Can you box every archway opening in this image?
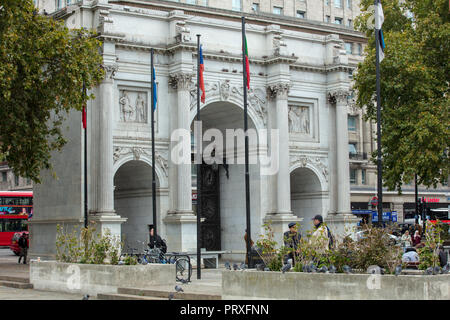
[113,160,160,251]
[191,101,260,259]
[290,167,323,232]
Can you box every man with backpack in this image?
[309,215,334,254]
[18,233,29,264]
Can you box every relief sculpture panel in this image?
[119,90,148,123]
[288,105,310,134]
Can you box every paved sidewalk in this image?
[0,286,95,300]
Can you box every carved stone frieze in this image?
[189,80,268,126]
[113,146,169,177]
[290,155,329,182]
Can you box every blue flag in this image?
[152,67,157,110]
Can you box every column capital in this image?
[327,90,350,105]
[101,63,118,81]
[169,73,194,91]
[267,82,290,100]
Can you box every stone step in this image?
[0,280,33,289]
[97,293,168,300]
[0,275,30,284]
[118,287,222,300]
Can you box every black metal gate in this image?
[200,164,221,251]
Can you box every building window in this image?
[357,43,362,55]
[1,172,6,182]
[296,11,306,19]
[15,175,19,186]
[56,0,63,10]
[348,70,353,79]
[273,6,283,15]
[334,0,342,8]
[325,15,331,23]
[232,0,241,11]
[349,143,357,155]
[186,0,196,4]
[347,0,352,8]
[345,42,353,54]
[347,19,353,27]
[348,116,357,131]
[334,17,343,25]
[350,168,357,184]
[27,178,32,185]
[361,169,366,185]
[251,3,259,13]
[325,0,329,6]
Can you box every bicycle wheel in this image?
[175,257,192,282]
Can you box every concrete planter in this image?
[30,260,176,296]
[222,270,450,300]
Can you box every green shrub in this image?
[55,224,122,265]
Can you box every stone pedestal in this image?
[263,214,303,247]
[163,214,198,252]
[325,213,359,241]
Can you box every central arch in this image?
[191,101,261,260]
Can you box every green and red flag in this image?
[243,35,250,90]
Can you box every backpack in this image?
[326,226,335,250]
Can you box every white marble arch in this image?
[290,164,330,232]
[113,153,168,189]
[190,94,265,132]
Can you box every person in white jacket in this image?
[309,215,330,255]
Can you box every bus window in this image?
[3,219,26,232]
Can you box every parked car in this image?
[9,231,28,256]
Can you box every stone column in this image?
[269,83,291,215]
[170,73,193,215]
[328,90,351,214]
[97,64,118,215]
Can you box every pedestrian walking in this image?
[18,233,29,265]
[283,222,301,263]
[309,215,330,255]
[244,229,254,265]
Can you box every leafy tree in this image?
[0,0,104,182]
[354,0,449,192]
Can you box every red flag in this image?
[244,36,250,90]
[82,106,86,129]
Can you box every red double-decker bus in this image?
[0,191,32,247]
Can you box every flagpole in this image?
[242,16,252,267]
[375,0,383,226]
[83,82,88,229]
[196,34,202,280]
[151,48,157,237]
